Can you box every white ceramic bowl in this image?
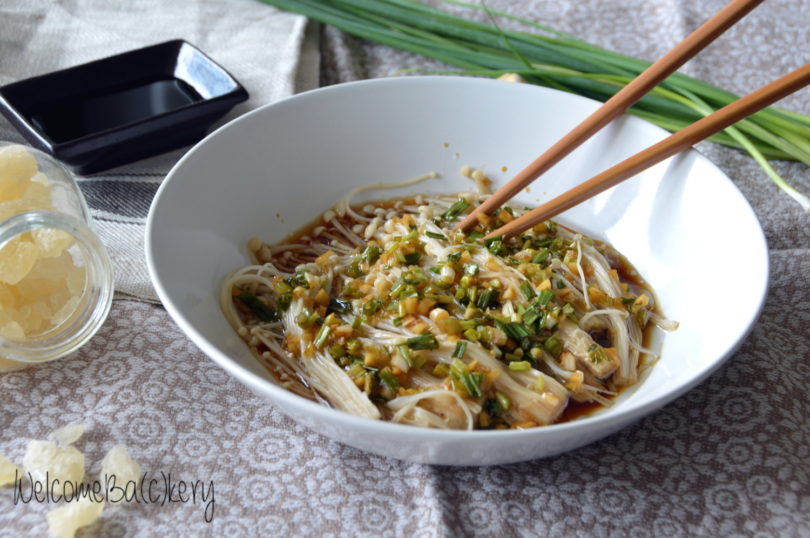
[146,76,767,465]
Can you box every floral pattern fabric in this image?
[2,0,809,536]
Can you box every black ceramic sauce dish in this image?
[0,40,248,174]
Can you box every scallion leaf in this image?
[328,297,351,314]
[520,280,535,300]
[406,331,439,350]
[532,248,550,264]
[536,289,555,306]
[450,358,482,398]
[403,251,422,265]
[476,288,498,310]
[379,368,400,391]
[314,324,331,350]
[239,292,277,321]
[508,360,531,372]
[363,244,382,264]
[452,340,467,359]
[442,198,470,220]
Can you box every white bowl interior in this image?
[146,77,767,465]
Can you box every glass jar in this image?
[0,142,113,372]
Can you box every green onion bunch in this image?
[258,0,810,209]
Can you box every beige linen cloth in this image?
[0,0,319,301]
[1,0,809,536]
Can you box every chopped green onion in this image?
[433,363,450,377]
[476,288,498,310]
[464,263,479,276]
[522,307,541,326]
[284,270,309,289]
[442,198,470,220]
[484,236,505,255]
[536,376,546,392]
[363,299,383,315]
[347,362,365,379]
[536,289,555,306]
[426,231,446,240]
[404,251,422,265]
[239,292,277,321]
[508,360,531,372]
[314,324,331,350]
[561,303,576,319]
[532,248,550,264]
[363,244,382,264]
[276,291,292,313]
[397,343,413,366]
[346,258,363,278]
[329,344,345,359]
[406,331,439,350]
[495,392,511,412]
[450,358,482,398]
[520,280,535,300]
[346,338,361,354]
[495,319,531,340]
[544,335,563,357]
[452,341,468,359]
[588,343,609,364]
[296,307,313,328]
[379,368,400,391]
[328,297,351,314]
[273,280,292,295]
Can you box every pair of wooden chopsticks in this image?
[454,0,810,239]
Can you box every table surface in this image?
[2,1,809,536]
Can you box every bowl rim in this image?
[146,75,769,441]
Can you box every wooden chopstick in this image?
[456,0,765,232]
[486,62,810,239]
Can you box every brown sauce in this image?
[258,194,664,427]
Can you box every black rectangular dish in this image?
[0,40,248,174]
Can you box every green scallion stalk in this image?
[442,198,471,220]
[363,244,382,263]
[314,324,331,349]
[450,358,483,398]
[379,368,401,390]
[536,289,554,306]
[406,331,440,350]
[256,0,810,209]
[519,280,535,300]
[403,251,422,265]
[495,391,511,412]
[508,360,531,371]
[397,343,413,365]
[239,292,277,321]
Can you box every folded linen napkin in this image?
[0,0,319,302]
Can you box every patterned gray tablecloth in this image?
[2,1,809,536]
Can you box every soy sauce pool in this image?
[248,194,664,428]
[29,78,202,143]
